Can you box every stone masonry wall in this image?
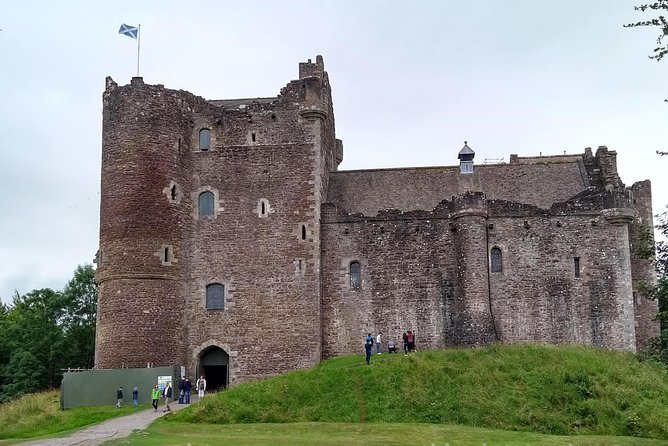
[629,180,660,348]
[328,159,589,215]
[320,206,456,358]
[179,58,335,382]
[487,213,635,351]
[98,57,340,381]
[97,78,190,368]
[321,199,638,356]
[183,140,322,383]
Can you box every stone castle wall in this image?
[97,58,337,384]
[320,192,638,357]
[96,56,657,385]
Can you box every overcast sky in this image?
[1,0,666,302]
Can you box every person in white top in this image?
[376,332,382,354]
[196,376,207,398]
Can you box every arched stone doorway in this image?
[198,346,229,391]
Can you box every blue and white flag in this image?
[118,24,139,39]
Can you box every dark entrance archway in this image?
[198,346,229,391]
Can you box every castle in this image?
[95,56,657,389]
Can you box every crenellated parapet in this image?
[298,57,329,122]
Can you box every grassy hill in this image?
[171,344,668,439]
[0,390,149,440]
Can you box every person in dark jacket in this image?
[162,383,173,412]
[115,386,123,408]
[184,378,192,404]
[364,340,372,365]
[177,377,185,404]
[402,332,409,355]
[132,386,139,408]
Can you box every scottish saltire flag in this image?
[118,24,139,39]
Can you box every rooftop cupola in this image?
[458,141,475,174]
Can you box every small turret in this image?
[458,141,475,174]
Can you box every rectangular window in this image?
[350,261,362,288]
[574,257,580,278]
[490,248,503,273]
[459,162,473,174]
[206,284,225,310]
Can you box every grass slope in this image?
[105,420,668,446]
[171,345,668,439]
[0,390,149,440]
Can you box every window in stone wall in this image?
[301,225,307,240]
[490,247,503,273]
[574,257,581,278]
[257,199,270,218]
[199,128,211,151]
[350,261,362,288]
[206,283,225,310]
[198,191,215,217]
[163,246,172,263]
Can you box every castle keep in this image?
[96,56,657,388]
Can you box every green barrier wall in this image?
[61,366,180,409]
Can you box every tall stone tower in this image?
[96,56,341,386]
[96,76,189,369]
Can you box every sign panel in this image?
[157,375,172,392]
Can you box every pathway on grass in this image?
[21,398,196,446]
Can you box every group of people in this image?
[115,385,143,409]
[364,330,417,364]
[115,376,208,412]
[177,377,192,404]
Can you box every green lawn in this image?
[103,420,668,446]
[171,345,668,439]
[0,390,151,440]
[3,345,668,444]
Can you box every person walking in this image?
[402,331,409,355]
[132,386,139,408]
[376,331,382,354]
[365,338,372,365]
[115,386,123,408]
[196,376,206,398]
[151,384,160,412]
[162,383,173,412]
[184,378,192,404]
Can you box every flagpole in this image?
[136,24,141,77]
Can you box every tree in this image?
[636,210,668,363]
[0,288,68,397]
[625,1,668,63]
[626,1,668,155]
[0,264,98,402]
[60,264,98,369]
[626,3,668,362]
